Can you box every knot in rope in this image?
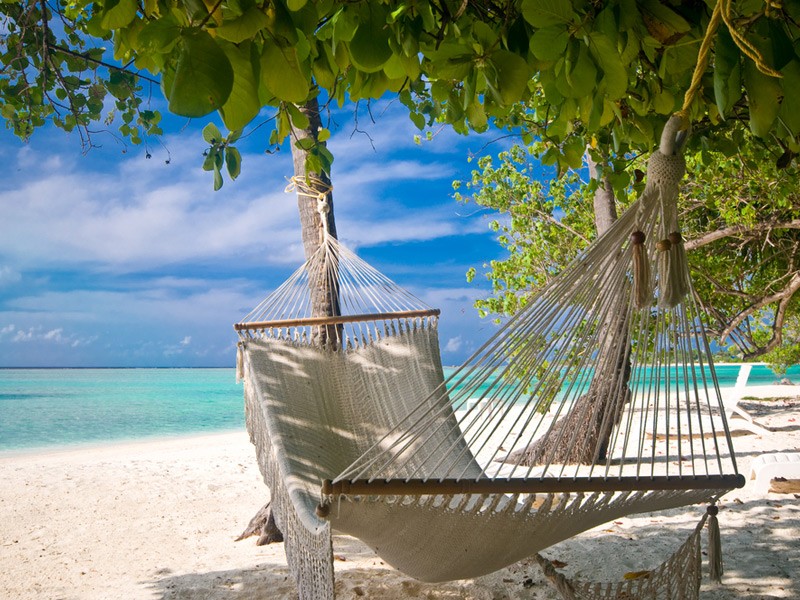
[286,174,334,240]
[285,174,333,203]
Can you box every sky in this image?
[0,98,513,367]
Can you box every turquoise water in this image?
[0,369,243,453]
[0,364,797,453]
[443,363,800,404]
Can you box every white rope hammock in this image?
[235,115,744,599]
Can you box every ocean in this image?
[1,364,797,453]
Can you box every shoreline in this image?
[2,383,796,458]
[0,428,247,460]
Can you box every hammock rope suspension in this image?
[235,115,744,600]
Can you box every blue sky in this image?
[0,99,510,367]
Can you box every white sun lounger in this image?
[749,452,800,493]
[724,364,771,435]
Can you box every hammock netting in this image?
[235,118,744,599]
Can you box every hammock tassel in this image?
[631,230,652,309]
[236,342,245,384]
[658,232,690,308]
[707,504,723,583]
[669,231,690,299]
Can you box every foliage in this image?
[460,120,800,361]
[0,0,163,150]
[5,0,800,186]
[764,342,800,380]
[455,142,602,318]
[682,124,800,359]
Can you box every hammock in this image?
[235,116,745,599]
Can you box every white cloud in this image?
[43,328,64,341]
[8,324,96,347]
[180,336,191,345]
[12,328,33,342]
[444,336,462,352]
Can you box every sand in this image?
[1,385,799,600]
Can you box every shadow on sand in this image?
[147,496,799,600]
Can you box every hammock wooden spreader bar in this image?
[234,308,440,331]
[322,474,746,497]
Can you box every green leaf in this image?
[260,42,309,103]
[101,0,137,29]
[778,59,800,136]
[521,0,574,28]
[202,149,218,171]
[467,99,488,130]
[164,30,234,118]
[562,137,584,169]
[713,28,741,118]
[286,0,307,10]
[225,146,241,179]
[638,0,691,43]
[316,144,334,173]
[349,4,392,72]
[215,6,269,43]
[652,89,675,115]
[350,70,391,99]
[529,26,569,62]
[137,16,182,54]
[332,7,358,44]
[202,122,222,143]
[213,165,223,190]
[587,32,628,100]
[559,43,596,99]
[472,21,499,51]
[311,41,339,90]
[264,0,298,44]
[218,40,261,131]
[768,20,795,72]
[181,0,210,22]
[317,127,331,142]
[490,50,530,105]
[305,153,322,175]
[409,111,425,130]
[286,102,309,129]
[744,58,783,138]
[295,137,315,150]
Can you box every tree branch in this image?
[684,219,800,250]
[46,41,161,86]
[741,290,793,360]
[720,271,800,343]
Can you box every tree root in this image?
[236,501,284,545]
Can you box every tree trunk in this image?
[291,97,341,348]
[507,154,633,466]
[587,153,618,237]
[235,501,283,545]
[241,97,341,544]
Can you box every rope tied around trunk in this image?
[286,174,334,242]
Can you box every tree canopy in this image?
[457,119,800,368]
[4,0,800,183]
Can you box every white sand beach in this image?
[1,384,799,600]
